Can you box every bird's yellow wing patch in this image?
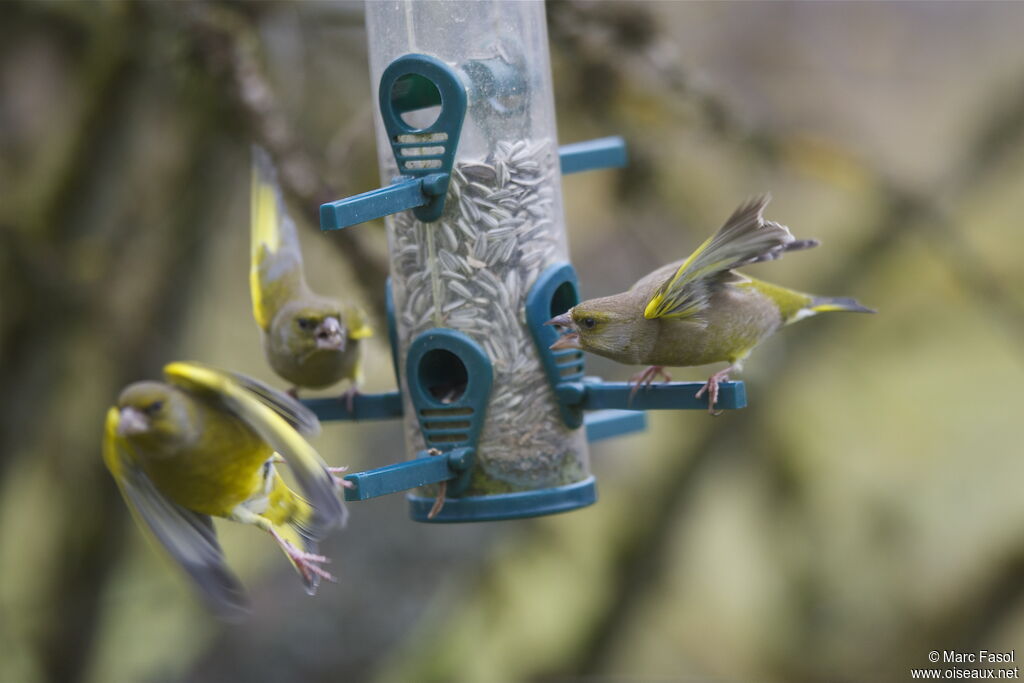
[347,306,373,340]
[251,156,281,257]
[251,151,282,330]
[250,146,307,332]
[225,370,321,438]
[164,362,345,538]
[103,407,249,619]
[102,407,128,479]
[249,255,271,331]
[644,233,716,320]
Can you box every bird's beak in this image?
[316,316,346,351]
[546,312,580,350]
[117,407,150,436]
[545,312,573,329]
[549,332,581,350]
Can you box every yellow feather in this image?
[250,161,282,330]
[102,407,126,479]
[347,306,374,340]
[810,302,852,312]
[163,362,342,528]
[644,234,714,319]
[737,278,813,322]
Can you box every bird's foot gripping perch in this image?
[269,527,336,585]
[328,465,356,490]
[695,366,735,416]
[339,386,360,414]
[628,365,672,402]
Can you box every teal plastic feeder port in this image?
[302,1,744,524]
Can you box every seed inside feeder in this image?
[388,138,589,493]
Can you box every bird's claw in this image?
[427,480,447,520]
[695,368,731,415]
[285,544,336,584]
[328,465,355,490]
[270,529,337,584]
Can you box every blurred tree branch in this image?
[0,3,135,478]
[31,44,233,683]
[183,2,389,323]
[0,4,316,681]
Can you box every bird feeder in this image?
[306,0,745,523]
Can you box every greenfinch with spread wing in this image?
[103,361,347,618]
[548,195,874,412]
[250,147,372,402]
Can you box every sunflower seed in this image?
[449,280,473,299]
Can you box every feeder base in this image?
[407,476,597,523]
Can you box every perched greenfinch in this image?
[103,361,347,618]
[549,195,874,412]
[250,147,372,403]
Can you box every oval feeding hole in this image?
[419,348,468,404]
[550,280,578,319]
[391,73,442,130]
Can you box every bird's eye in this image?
[297,317,315,330]
[581,317,597,329]
[145,401,164,415]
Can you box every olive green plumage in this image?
[103,362,346,618]
[550,195,873,406]
[250,147,372,392]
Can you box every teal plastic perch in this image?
[559,136,628,175]
[319,136,628,232]
[557,380,747,412]
[343,447,473,502]
[302,392,404,421]
[302,392,647,441]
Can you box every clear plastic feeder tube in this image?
[366,0,589,495]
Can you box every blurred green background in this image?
[2,1,1023,681]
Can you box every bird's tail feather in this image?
[809,296,876,314]
[748,235,820,264]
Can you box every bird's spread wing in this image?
[643,195,798,321]
[223,370,321,438]
[251,145,307,332]
[163,362,345,537]
[103,408,249,620]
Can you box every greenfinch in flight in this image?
[549,195,874,412]
[103,362,347,618]
[250,147,372,405]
